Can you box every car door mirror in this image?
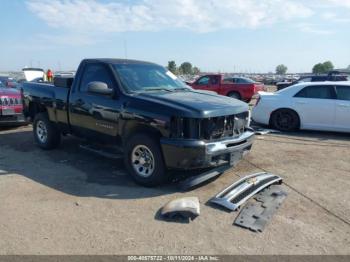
[87,81,114,96]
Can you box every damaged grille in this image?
[170,112,249,140]
[210,172,283,211]
[0,97,22,107]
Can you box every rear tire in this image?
[228,92,241,100]
[124,134,167,187]
[33,113,61,149]
[270,109,299,131]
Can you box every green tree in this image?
[167,61,177,74]
[193,66,200,75]
[312,63,325,74]
[312,61,334,74]
[322,61,334,72]
[276,64,288,75]
[179,62,193,75]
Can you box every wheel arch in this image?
[227,91,242,100]
[121,121,163,146]
[27,102,48,121]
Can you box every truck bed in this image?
[22,82,70,128]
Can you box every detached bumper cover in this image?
[160,131,255,169]
[210,172,283,211]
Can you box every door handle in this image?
[338,104,350,108]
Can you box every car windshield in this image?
[113,63,188,92]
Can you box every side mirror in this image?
[87,81,114,96]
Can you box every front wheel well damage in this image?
[121,121,163,145]
[27,102,47,121]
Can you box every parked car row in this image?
[0,76,19,88]
[276,71,349,90]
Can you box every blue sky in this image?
[1,0,350,73]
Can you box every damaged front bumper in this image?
[160,130,255,170]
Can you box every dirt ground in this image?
[0,125,349,255]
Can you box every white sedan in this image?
[252,81,350,132]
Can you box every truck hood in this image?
[134,90,248,118]
[0,87,21,97]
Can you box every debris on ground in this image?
[210,172,283,211]
[234,185,288,232]
[253,128,281,135]
[160,197,200,221]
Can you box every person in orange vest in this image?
[47,69,53,82]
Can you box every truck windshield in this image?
[113,64,188,92]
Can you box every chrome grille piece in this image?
[210,172,283,211]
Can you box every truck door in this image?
[69,63,122,142]
[192,75,220,93]
[208,75,221,93]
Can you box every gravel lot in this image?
[0,125,349,255]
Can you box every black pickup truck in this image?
[22,59,254,186]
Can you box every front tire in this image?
[270,109,299,131]
[124,134,167,187]
[33,113,61,149]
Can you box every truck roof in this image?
[82,58,158,66]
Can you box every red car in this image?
[188,74,265,102]
[0,84,26,126]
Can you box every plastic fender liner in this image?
[210,172,282,211]
[161,197,200,220]
[234,185,288,232]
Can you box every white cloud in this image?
[296,23,333,35]
[322,12,350,23]
[325,0,350,8]
[27,0,314,33]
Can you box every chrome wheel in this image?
[131,145,155,177]
[36,120,48,143]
